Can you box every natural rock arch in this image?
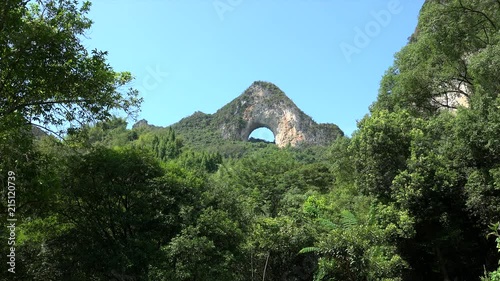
[247,126,275,143]
[215,81,343,147]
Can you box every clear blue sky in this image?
[83,0,425,140]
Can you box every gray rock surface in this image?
[215,81,343,147]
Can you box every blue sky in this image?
[83,0,424,140]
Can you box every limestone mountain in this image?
[166,81,343,148]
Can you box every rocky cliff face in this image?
[213,81,343,147]
[162,81,343,148]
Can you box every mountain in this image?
[164,81,343,148]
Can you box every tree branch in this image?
[458,0,497,30]
[3,98,95,118]
[262,252,270,281]
[28,122,64,139]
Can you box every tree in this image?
[0,2,142,265]
[482,222,500,281]
[350,110,420,200]
[152,207,245,281]
[372,0,500,115]
[300,196,411,281]
[134,128,184,162]
[17,147,204,280]
[365,1,500,279]
[453,94,500,227]
[0,0,141,135]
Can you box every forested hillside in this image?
[165,80,343,149]
[1,0,500,280]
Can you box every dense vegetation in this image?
[1,0,500,280]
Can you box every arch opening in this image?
[248,127,275,144]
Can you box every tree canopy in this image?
[0,0,141,135]
[2,0,500,280]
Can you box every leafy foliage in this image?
[3,0,500,280]
[0,0,141,135]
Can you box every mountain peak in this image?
[170,81,343,147]
[242,81,287,98]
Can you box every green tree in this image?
[482,223,500,281]
[0,0,141,135]
[350,110,421,200]
[300,196,411,281]
[0,2,142,274]
[134,128,184,162]
[151,207,245,281]
[17,147,205,280]
[373,0,499,115]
